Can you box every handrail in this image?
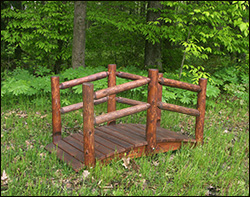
[95,103,150,125]
[116,71,148,80]
[59,71,109,89]
[157,101,200,116]
[115,97,147,106]
[60,97,108,114]
[158,77,201,92]
[94,78,150,99]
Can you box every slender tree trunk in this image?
[72,1,87,69]
[144,1,162,71]
[179,26,191,79]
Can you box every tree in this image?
[72,1,87,69]
[144,1,163,71]
[1,1,74,73]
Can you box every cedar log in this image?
[94,78,150,100]
[157,73,163,127]
[51,76,62,144]
[116,97,147,106]
[158,77,201,92]
[95,103,150,125]
[157,102,200,116]
[60,97,108,114]
[107,64,117,125]
[59,71,108,89]
[116,71,148,80]
[195,78,207,144]
[82,83,95,166]
[146,69,159,153]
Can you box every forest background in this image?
[1,1,249,108]
[1,1,249,196]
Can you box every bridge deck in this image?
[45,124,196,172]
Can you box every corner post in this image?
[195,78,207,144]
[82,83,95,166]
[157,73,163,127]
[107,64,117,125]
[146,69,159,153]
[51,76,62,144]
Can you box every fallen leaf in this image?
[153,161,159,166]
[1,170,8,185]
[41,114,47,119]
[83,170,90,178]
[122,157,130,169]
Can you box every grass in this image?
[1,94,249,196]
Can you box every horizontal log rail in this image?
[116,71,148,80]
[116,97,147,106]
[95,103,150,125]
[158,77,201,92]
[59,72,109,89]
[95,78,150,100]
[157,102,200,117]
[60,97,108,114]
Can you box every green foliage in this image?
[1,66,248,110]
[1,1,74,71]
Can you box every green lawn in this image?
[1,96,249,196]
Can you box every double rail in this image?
[51,64,207,166]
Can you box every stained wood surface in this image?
[107,64,117,125]
[59,71,108,89]
[95,78,150,99]
[157,102,200,116]
[158,77,201,92]
[45,124,195,172]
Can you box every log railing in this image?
[157,76,207,144]
[51,64,207,166]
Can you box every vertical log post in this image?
[82,83,95,166]
[51,76,62,144]
[195,78,207,144]
[107,64,117,125]
[146,69,159,153]
[157,73,163,127]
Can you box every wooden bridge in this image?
[45,64,207,172]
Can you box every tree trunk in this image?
[144,1,162,71]
[72,1,87,69]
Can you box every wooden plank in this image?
[157,127,191,140]
[132,124,168,139]
[158,77,201,92]
[96,126,139,146]
[59,71,108,89]
[105,125,148,147]
[45,143,84,172]
[63,135,83,151]
[94,135,126,153]
[111,124,147,141]
[57,140,84,162]
[70,133,108,160]
[95,128,133,150]
[73,132,126,154]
